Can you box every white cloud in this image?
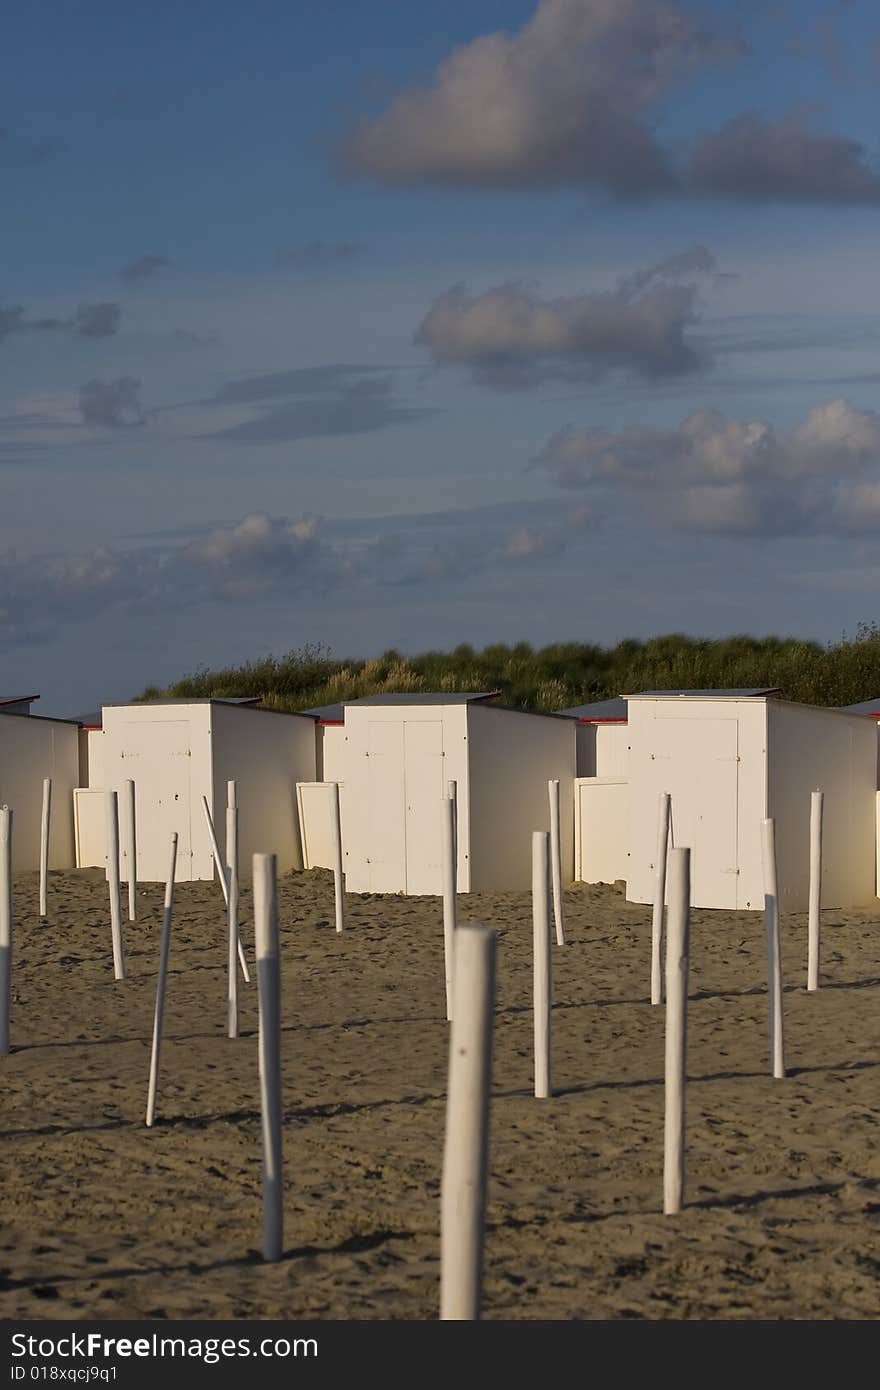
[345,0,880,206]
[345,0,725,195]
[415,245,716,387]
[532,398,880,535]
[689,112,880,204]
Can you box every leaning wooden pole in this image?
[663,847,690,1216]
[202,794,230,907]
[440,923,496,1321]
[254,852,283,1263]
[202,792,249,982]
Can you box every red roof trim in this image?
[317,719,345,726]
[577,716,628,724]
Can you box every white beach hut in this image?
[625,691,876,912]
[839,698,880,785]
[560,696,630,777]
[0,692,40,717]
[560,696,630,886]
[340,693,575,894]
[91,699,316,882]
[0,710,80,871]
[294,699,347,873]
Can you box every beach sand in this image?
[2,867,878,1320]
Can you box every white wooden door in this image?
[404,721,445,894]
[367,721,406,892]
[652,719,739,909]
[119,721,192,881]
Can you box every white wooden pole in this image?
[447,779,458,877]
[105,789,125,981]
[202,792,250,983]
[123,779,137,922]
[651,792,671,1006]
[532,831,552,1099]
[0,806,12,1056]
[254,853,283,1263]
[201,794,230,907]
[808,790,823,992]
[440,922,496,1321]
[39,777,51,919]
[330,782,344,934]
[761,817,786,1079]
[442,795,457,1022]
[146,833,178,1127]
[226,802,239,1039]
[876,791,880,898]
[663,847,690,1216]
[548,779,565,946]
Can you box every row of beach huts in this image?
[1,684,880,912]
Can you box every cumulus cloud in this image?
[344,0,727,196]
[120,254,172,283]
[0,511,335,639]
[689,112,880,204]
[274,240,364,268]
[172,512,330,598]
[79,377,144,427]
[345,0,880,205]
[532,398,880,536]
[0,499,605,643]
[415,245,715,387]
[361,498,600,585]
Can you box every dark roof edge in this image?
[101,699,315,721]
[0,710,80,727]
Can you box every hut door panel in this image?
[367,721,406,892]
[118,720,192,881]
[653,718,739,909]
[404,721,445,894]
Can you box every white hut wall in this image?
[466,705,575,893]
[767,701,876,912]
[0,715,79,872]
[210,703,316,877]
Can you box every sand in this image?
[1,866,878,1320]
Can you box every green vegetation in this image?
[135,623,880,714]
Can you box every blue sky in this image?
[3,0,880,714]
